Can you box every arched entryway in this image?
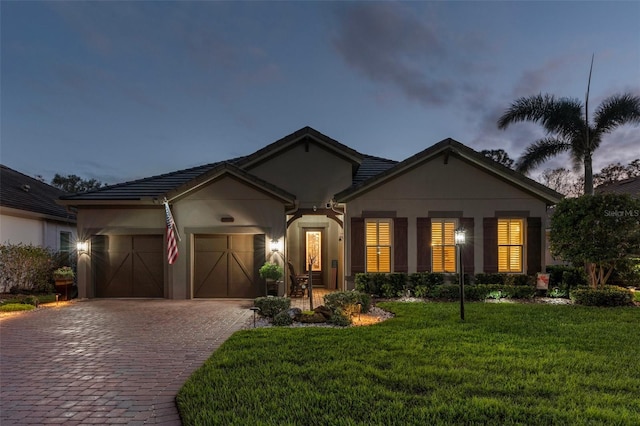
[286,207,344,293]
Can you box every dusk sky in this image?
[2,1,639,186]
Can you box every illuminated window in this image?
[431,220,457,272]
[305,231,321,272]
[365,219,391,272]
[498,218,524,273]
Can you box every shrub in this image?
[474,273,506,285]
[504,285,536,299]
[562,269,587,290]
[413,285,430,298]
[0,303,35,313]
[547,287,568,298]
[464,284,499,301]
[409,272,445,287]
[272,311,294,326]
[53,266,75,280]
[327,311,352,326]
[430,284,536,301]
[23,295,40,306]
[258,262,283,281]
[570,286,633,307]
[253,297,290,318]
[429,284,461,300]
[383,273,407,298]
[354,273,387,296]
[0,244,55,293]
[323,291,371,326]
[324,291,371,314]
[510,275,531,286]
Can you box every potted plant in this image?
[53,266,75,300]
[259,262,283,296]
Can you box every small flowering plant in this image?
[53,266,75,280]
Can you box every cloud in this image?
[332,3,454,106]
[510,56,577,98]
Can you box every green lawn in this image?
[177,302,640,425]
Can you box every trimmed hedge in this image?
[356,272,536,301]
[253,297,291,318]
[570,286,633,307]
[429,284,536,301]
[475,273,532,286]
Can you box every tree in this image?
[480,149,515,169]
[594,159,640,187]
[497,93,640,195]
[51,174,106,193]
[550,194,640,288]
[539,159,640,196]
[539,167,583,197]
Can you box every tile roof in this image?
[353,155,398,184]
[57,126,560,206]
[0,164,76,222]
[60,162,229,201]
[595,176,640,198]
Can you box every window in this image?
[60,232,71,253]
[498,218,524,272]
[305,231,321,272]
[431,220,457,272]
[365,219,391,272]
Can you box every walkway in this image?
[0,299,253,425]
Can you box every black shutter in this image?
[417,217,431,272]
[393,217,408,273]
[351,217,365,274]
[483,218,498,273]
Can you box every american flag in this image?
[164,202,178,265]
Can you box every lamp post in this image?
[454,228,466,321]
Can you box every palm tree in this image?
[497,93,640,194]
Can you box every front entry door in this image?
[303,229,323,286]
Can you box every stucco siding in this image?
[1,212,76,250]
[344,155,549,276]
[247,142,353,208]
[76,175,288,299]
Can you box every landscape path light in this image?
[454,228,466,321]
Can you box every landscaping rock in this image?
[286,307,302,318]
[313,305,332,319]
[297,312,327,323]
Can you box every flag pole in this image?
[163,198,182,241]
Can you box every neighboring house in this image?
[59,127,562,299]
[596,176,640,199]
[0,164,77,251]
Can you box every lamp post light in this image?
[454,228,466,321]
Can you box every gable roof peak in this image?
[236,126,365,169]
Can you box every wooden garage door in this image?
[93,235,164,298]
[194,234,263,298]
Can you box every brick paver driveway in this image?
[0,299,253,425]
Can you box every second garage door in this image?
[193,234,264,298]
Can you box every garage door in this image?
[93,235,164,298]
[194,234,264,298]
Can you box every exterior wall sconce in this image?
[270,239,279,252]
[76,241,89,253]
[454,228,466,321]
